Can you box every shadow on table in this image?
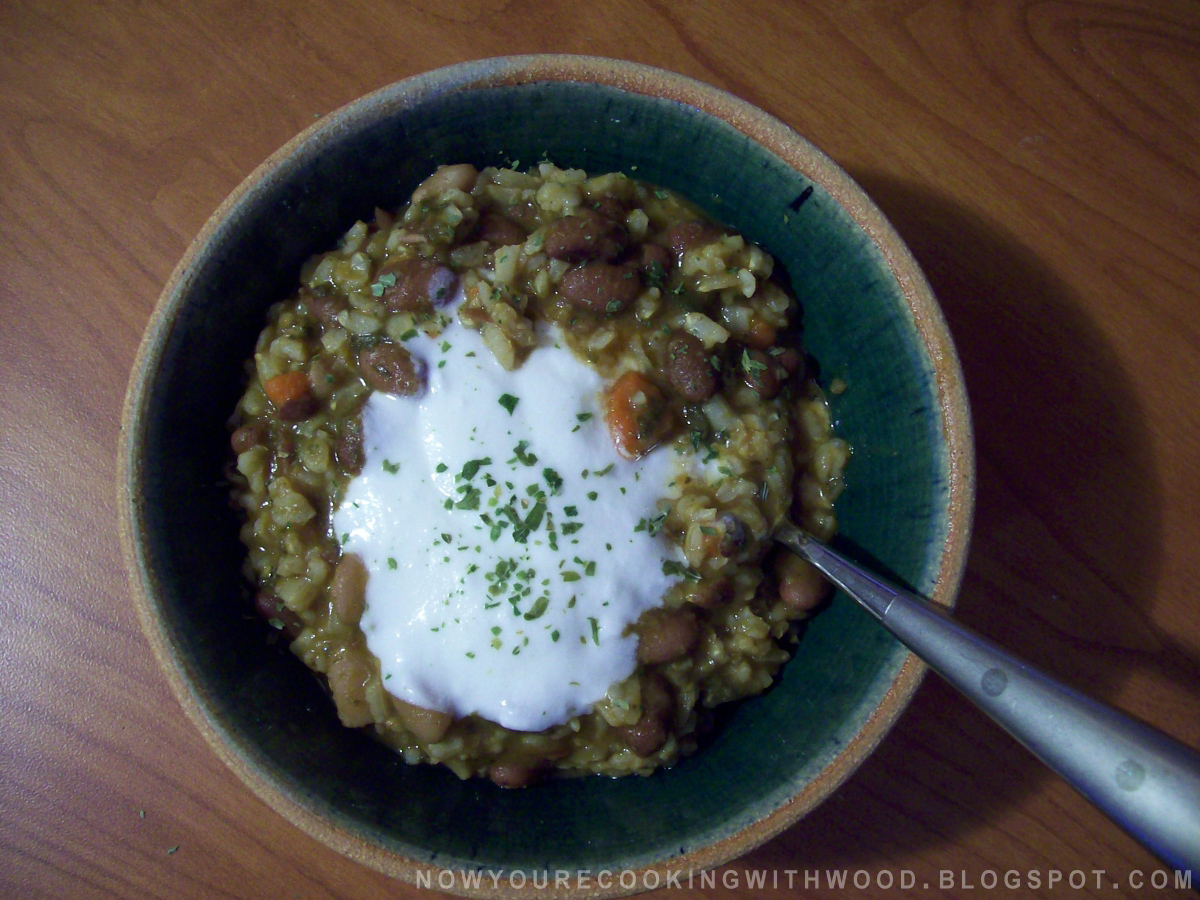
[749,172,1194,868]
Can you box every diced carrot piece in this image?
[263,371,311,410]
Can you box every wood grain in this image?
[2,1,1198,898]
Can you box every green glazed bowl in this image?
[119,55,973,897]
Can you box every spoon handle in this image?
[776,522,1200,876]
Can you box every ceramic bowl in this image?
[119,55,973,897]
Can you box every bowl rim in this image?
[118,53,975,899]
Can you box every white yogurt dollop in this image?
[332,301,689,732]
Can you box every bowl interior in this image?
[125,63,966,878]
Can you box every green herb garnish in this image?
[523,595,550,621]
[662,560,702,581]
[369,272,397,296]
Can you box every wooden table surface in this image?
[3,2,1199,898]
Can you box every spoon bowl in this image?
[777,521,1200,877]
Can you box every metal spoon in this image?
[776,521,1200,876]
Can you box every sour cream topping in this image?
[332,299,693,732]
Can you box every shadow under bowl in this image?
[119,55,974,897]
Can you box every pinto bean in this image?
[487,762,546,789]
[665,220,722,262]
[499,199,542,231]
[335,417,364,474]
[638,242,671,283]
[738,344,804,398]
[664,332,717,401]
[253,590,302,639]
[604,371,676,460]
[616,674,674,757]
[716,513,747,557]
[776,346,805,377]
[682,576,730,610]
[231,422,268,456]
[738,347,786,398]
[376,259,458,312]
[588,193,628,222]
[392,698,453,744]
[271,395,314,422]
[330,553,367,626]
[473,213,527,247]
[411,163,478,204]
[741,318,778,351]
[302,290,346,331]
[776,553,832,613]
[635,608,700,665]
[544,208,628,262]
[559,262,641,314]
[358,342,426,396]
[326,651,374,728]
[372,206,395,232]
